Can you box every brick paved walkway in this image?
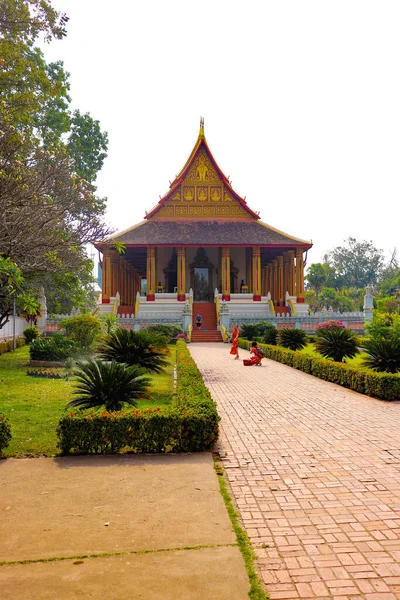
[189,343,400,600]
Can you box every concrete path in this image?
[0,454,249,599]
[189,343,400,600]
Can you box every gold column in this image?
[271,259,278,304]
[295,247,305,301]
[221,247,231,300]
[283,252,291,299]
[110,250,120,297]
[146,246,156,301]
[102,248,111,303]
[246,248,252,292]
[177,246,186,301]
[287,251,295,296]
[277,255,284,305]
[265,265,271,296]
[252,246,262,301]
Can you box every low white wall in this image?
[0,317,26,341]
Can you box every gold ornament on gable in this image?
[187,152,218,182]
[197,186,208,201]
[171,189,181,202]
[210,186,221,202]
[183,187,195,201]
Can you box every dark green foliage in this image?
[239,323,260,341]
[277,328,307,351]
[59,314,102,349]
[315,327,359,362]
[240,321,277,345]
[258,321,278,345]
[23,325,40,343]
[145,324,183,344]
[0,414,12,454]
[96,328,169,373]
[362,337,400,373]
[238,339,400,401]
[30,334,77,361]
[57,340,220,454]
[69,360,151,412]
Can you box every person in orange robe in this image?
[249,341,262,366]
[229,324,240,359]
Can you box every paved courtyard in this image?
[189,343,400,600]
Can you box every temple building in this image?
[95,119,312,339]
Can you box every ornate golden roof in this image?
[145,118,260,221]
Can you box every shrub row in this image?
[57,340,220,454]
[0,415,12,454]
[239,339,400,401]
[0,338,25,355]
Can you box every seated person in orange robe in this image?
[250,341,262,366]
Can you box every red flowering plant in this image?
[316,320,346,330]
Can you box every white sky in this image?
[44,0,400,266]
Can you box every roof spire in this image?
[199,116,205,139]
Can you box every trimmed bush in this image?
[57,340,220,454]
[238,338,400,401]
[0,414,12,454]
[23,326,40,343]
[59,315,102,349]
[30,334,78,361]
[278,328,307,351]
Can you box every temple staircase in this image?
[191,302,222,343]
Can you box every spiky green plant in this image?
[315,327,359,362]
[69,360,151,411]
[361,336,400,373]
[277,328,307,351]
[239,323,261,341]
[96,328,169,373]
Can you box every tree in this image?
[0,113,109,276]
[328,238,384,288]
[0,1,110,322]
[305,263,328,300]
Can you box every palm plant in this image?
[239,323,260,341]
[277,328,307,351]
[315,327,359,362]
[96,328,169,373]
[361,336,400,373]
[69,360,151,411]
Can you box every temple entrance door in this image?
[194,268,209,301]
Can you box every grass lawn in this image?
[0,345,176,457]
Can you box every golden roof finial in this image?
[199,116,205,138]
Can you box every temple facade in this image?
[95,120,312,321]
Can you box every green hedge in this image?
[57,340,220,454]
[0,415,12,454]
[0,338,25,355]
[239,338,400,401]
[30,336,78,361]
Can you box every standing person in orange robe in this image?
[229,324,240,360]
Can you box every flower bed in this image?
[239,339,400,401]
[27,368,73,379]
[57,340,220,454]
